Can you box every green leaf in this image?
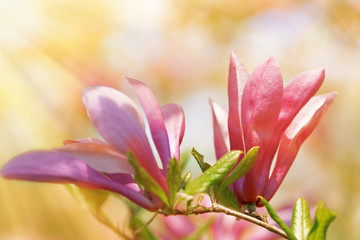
[217,147,257,196]
[213,184,241,211]
[67,184,109,215]
[166,158,181,207]
[191,148,211,172]
[127,151,169,207]
[307,201,337,240]
[179,171,192,190]
[179,149,190,171]
[259,196,297,240]
[291,198,312,240]
[184,151,241,196]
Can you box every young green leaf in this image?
[307,201,337,240]
[291,198,312,240]
[180,149,190,171]
[127,151,169,207]
[179,171,191,190]
[191,148,211,172]
[259,196,297,240]
[184,151,241,196]
[213,183,241,211]
[166,158,181,207]
[217,147,257,196]
[67,184,109,215]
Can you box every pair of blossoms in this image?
[2,53,336,212]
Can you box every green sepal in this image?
[179,171,192,190]
[179,149,190,171]
[67,184,109,215]
[307,201,337,240]
[184,151,241,196]
[191,148,211,172]
[166,158,181,207]
[217,147,257,196]
[291,198,312,240]
[197,193,204,206]
[127,151,169,207]
[259,196,297,240]
[213,184,240,211]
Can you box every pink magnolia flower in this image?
[1,78,185,211]
[210,53,336,206]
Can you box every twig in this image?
[164,203,289,239]
[134,212,158,234]
[96,210,134,240]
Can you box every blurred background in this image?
[0,0,359,239]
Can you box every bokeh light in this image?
[0,0,359,239]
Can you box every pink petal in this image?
[55,142,134,174]
[1,151,157,211]
[257,69,326,185]
[228,52,249,151]
[63,138,107,145]
[277,68,325,134]
[209,99,230,160]
[82,86,167,191]
[241,57,284,150]
[241,57,284,201]
[128,78,172,170]
[264,92,337,200]
[161,103,185,161]
[105,173,143,192]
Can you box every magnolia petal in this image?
[128,78,172,170]
[105,173,142,192]
[262,69,326,180]
[277,68,325,134]
[209,99,230,160]
[241,57,284,200]
[82,86,167,190]
[228,52,249,151]
[161,103,185,160]
[55,142,134,174]
[63,138,107,145]
[241,57,283,149]
[264,92,337,200]
[1,150,157,211]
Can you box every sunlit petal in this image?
[161,103,185,161]
[265,92,337,200]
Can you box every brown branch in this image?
[163,203,289,239]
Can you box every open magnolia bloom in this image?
[1,78,185,211]
[210,53,336,207]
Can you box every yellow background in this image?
[0,0,359,239]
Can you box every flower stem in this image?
[134,212,158,234]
